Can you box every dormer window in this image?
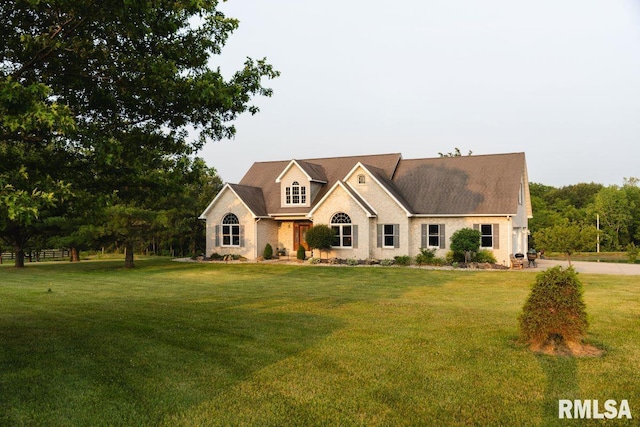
[285,181,306,205]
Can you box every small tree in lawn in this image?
[519,266,590,355]
[450,227,481,264]
[533,221,597,266]
[304,224,335,260]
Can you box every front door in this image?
[294,222,311,251]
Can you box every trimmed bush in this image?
[297,245,306,260]
[263,243,273,260]
[305,224,334,259]
[415,248,437,265]
[394,255,412,266]
[474,249,496,264]
[519,266,589,350]
[450,228,481,264]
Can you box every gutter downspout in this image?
[507,215,512,267]
[255,218,261,259]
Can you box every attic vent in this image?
[357,174,366,185]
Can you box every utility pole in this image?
[597,214,600,253]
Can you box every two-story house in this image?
[199,152,532,265]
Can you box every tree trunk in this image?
[70,247,80,262]
[125,241,135,268]
[14,246,25,268]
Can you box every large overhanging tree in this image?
[1,0,278,267]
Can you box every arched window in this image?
[222,213,240,246]
[285,181,306,205]
[331,212,352,247]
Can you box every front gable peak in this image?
[275,159,327,184]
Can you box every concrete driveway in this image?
[529,258,640,275]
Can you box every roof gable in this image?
[344,162,413,216]
[198,183,268,219]
[240,153,402,215]
[308,181,377,218]
[275,159,327,183]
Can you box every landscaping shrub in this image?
[394,255,412,266]
[346,258,359,266]
[297,245,306,260]
[415,248,436,265]
[450,228,481,264]
[446,250,465,264]
[474,249,497,264]
[263,243,273,260]
[519,266,589,350]
[304,224,334,259]
[380,259,395,266]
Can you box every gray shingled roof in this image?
[228,184,269,217]
[295,160,328,183]
[393,152,526,215]
[239,153,402,215]
[226,152,526,217]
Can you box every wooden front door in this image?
[294,222,311,251]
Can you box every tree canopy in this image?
[1,0,277,267]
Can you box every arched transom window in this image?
[331,212,352,247]
[285,181,306,205]
[222,213,240,246]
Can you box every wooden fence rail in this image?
[0,249,70,263]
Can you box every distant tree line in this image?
[530,178,640,254]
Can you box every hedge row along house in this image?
[199,152,532,265]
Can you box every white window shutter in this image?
[439,224,446,249]
[421,224,427,248]
[214,225,220,247]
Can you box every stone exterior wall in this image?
[311,184,370,260]
[203,188,255,259]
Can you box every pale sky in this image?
[198,0,640,187]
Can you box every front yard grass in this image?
[1,258,638,426]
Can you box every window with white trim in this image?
[222,213,240,246]
[383,224,395,247]
[480,224,494,248]
[285,181,306,205]
[428,224,440,247]
[377,224,399,248]
[331,212,353,247]
[420,224,445,249]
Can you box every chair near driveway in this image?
[510,254,524,269]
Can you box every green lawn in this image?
[1,258,638,426]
